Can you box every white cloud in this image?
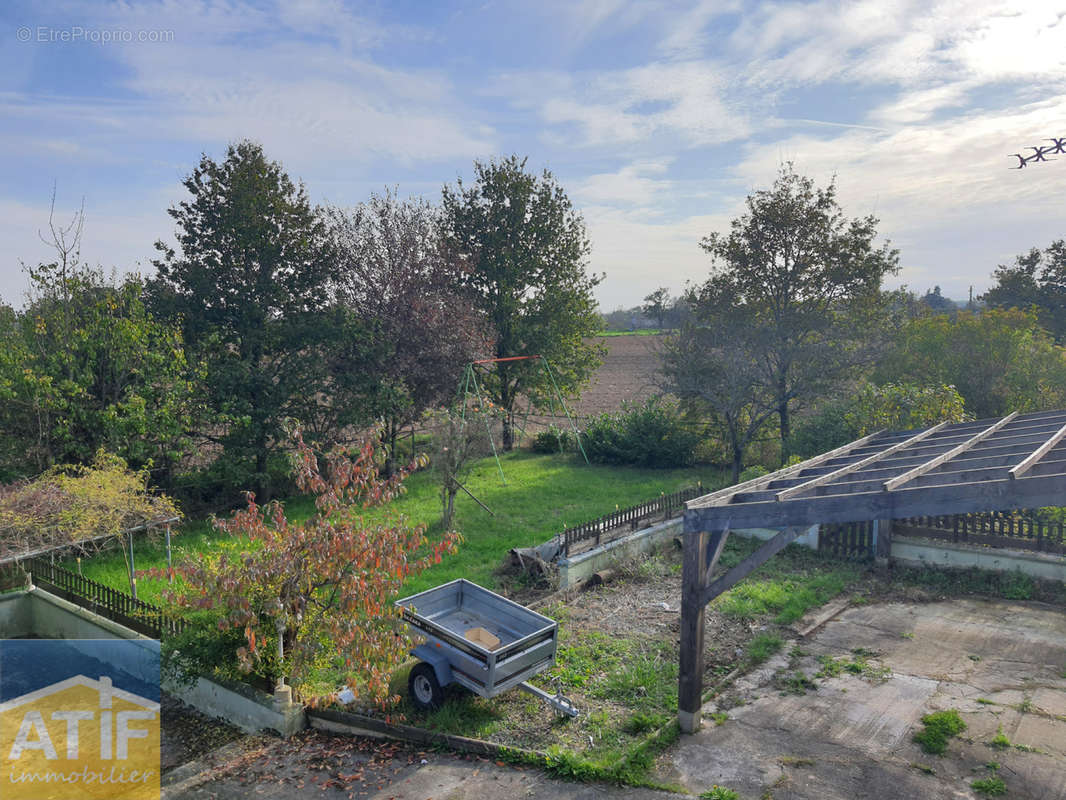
[505,59,753,149]
[585,205,739,309]
[572,159,675,208]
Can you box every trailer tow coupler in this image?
[518,679,580,718]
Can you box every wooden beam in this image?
[699,527,805,607]
[705,528,731,575]
[776,422,949,501]
[687,471,1066,532]
[1010,421,1066,479]
[883,412,1017,491]
[679,529,710,733]
[686,429,887,509]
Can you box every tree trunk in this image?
[731,443,743,484]
[442,488,457,529]
[256,448,271,503]
[502,414,514,451]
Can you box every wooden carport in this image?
[678,408,1066,733]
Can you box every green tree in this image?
[0,261,200,485]
[440,155,604,450]
[150,141,344,499]
[642,287,672,329]
[845,383,969,435]
[326,191,487,472]
[696,163,899,462]
[983,239,1066,341]
[873,308,1066,419]
[662,285,778,481]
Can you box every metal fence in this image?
[560,484,704,556]
[896,512,1066,555]
[22,557,186,638]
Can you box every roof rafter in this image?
[883,412,1017,491]
[775,422,948,501]
[684,409,1066,533]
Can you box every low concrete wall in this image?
[556,520,823,588]
[892,535,1066,581]
[0,587,148,640]
[1,587,305,736]
[0,590,32,636]
[163,675,305,737]
[557,518,682,588]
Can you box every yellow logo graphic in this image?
[0,675,160,799]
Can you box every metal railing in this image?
[22,556,185,638]
[560,484,703,556]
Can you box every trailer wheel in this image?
[409,663,444,710]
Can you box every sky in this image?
[1,0,1064,311]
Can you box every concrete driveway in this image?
[162,731,685,800]
[163,597,1066,799]
[657,598,1066,799]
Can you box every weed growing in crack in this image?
[913,709,966,755]
[971,776,1007,796]
[989,726,1011,750]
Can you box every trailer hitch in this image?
[518,678,580,718]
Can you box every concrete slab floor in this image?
[657,598,1066,800]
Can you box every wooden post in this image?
[678,527,731,734]
[874,518,892,562]
[127,532,137,599]
[679,528,709,734]
[165,522,173,583]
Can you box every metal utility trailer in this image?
[396,579,578,717]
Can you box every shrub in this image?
[582,397,698,468]
[738,464,769,482]
[531,425,575,454]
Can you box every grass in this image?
[700,787,740,800]
[780,671,817,695]
[971,776,1007,796]
[913,709,966,755]
[711,539,859,625]
[68,450,725,606]
[989,725,1012,750]
[746,632,784,667]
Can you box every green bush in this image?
[531,425,575,454]
[582,397,699,468]
[738,464,770,482]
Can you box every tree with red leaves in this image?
[159,430,458,706]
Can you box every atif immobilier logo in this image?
[0,640,160,800]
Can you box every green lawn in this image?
[597,329,668,337]
[68,450,727,606]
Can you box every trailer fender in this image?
[411,645,453,687]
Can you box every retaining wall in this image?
[162,675,305,736]
[0,586,305,737]
[891,535,1066,581]
[557,517,682,588]
[0,586,149,640]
